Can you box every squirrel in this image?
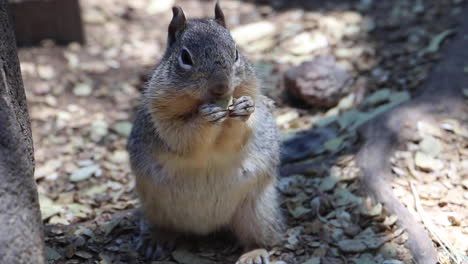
[127,2,284,264]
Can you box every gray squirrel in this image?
[127,2,284,263]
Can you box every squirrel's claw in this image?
[199,104,229,124]
[229,96,255,121]
[135,232,174,261]
[136,217,176,261]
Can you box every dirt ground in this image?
[17,0,467,263]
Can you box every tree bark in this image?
[0,0,45,263]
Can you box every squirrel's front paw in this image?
[229,96,255,121]
[199,104,228,124]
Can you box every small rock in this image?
[378,242,400,259]
[419,136,443,157]
[336,59,354,71]
[288,32,328,55]
[417,121,443,137]
[320,17,346,40]
[83,8,107,24]
[344,223,361,237]
[112,121,133,137]
[414,151,443,172]
[90,120,108,142]
[147,0,174,14]
[33,82,51,95]
[80,61,109,73]
[341,11,362,24]
[78,159,95,167]
[64,52,80,69]
[335,47,356,59]
[73,83,93,97]
[37,65,56,80]
[231,22,277,46]
[344,25,361,37]
[337,239,367,253]
[107,181,123,191]
[110,150,128,164]
[284,56,352,108]
[70,165,100,182]
[244,37,276,53]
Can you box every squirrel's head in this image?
[148,2,256,105]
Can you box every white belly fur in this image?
[140,152,256,234]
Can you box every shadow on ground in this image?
[20,0,467,263]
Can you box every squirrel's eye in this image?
[179,48,193,70]
[235,49,239,62]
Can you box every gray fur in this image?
[127,5,284,263]
[146,18,252,102]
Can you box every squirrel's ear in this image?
[214,1,226,28]
[168,6,186,46]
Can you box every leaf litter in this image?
[20,0,467,263]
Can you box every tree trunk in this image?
[0,1,45,263]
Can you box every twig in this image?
[409,182,465,264]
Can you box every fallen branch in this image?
[357,106,439,264]
[356,4,468,262]
[409,182,466,264]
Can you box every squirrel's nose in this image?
[209,82,230,98]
